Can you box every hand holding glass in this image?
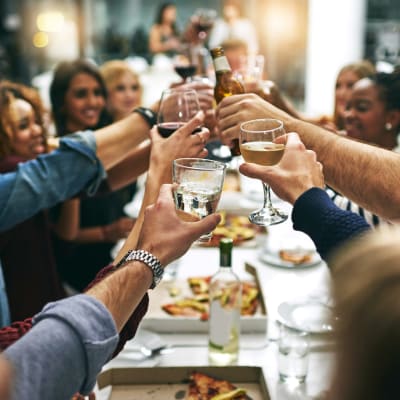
[239,118,288,226]
[157,89,201,138]
[172,158,226,242]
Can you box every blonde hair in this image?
[329,226,400,399]
[100,60,142,96]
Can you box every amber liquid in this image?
[240,141,285,166]
[214,71,244,156]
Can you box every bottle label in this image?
[209,300,239,346]
[214,56,231,72]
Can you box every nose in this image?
[31,121,43,136]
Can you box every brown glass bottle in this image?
[211,46,244,156]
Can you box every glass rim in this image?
[173,157,226,171]
[240,118,283,133]
[161,88,198,95]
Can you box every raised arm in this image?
[217,93,400,221]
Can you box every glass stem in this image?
[262,181,274,212]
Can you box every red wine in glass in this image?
[158,122,185,138]
[174,65,197,81]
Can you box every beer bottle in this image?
[211,46,244,156]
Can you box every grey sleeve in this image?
[4,295,118,400]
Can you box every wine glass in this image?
[193,8,217,43]
[173,158,226,242]
[173,44,198,83]
[157,88,201,138]
[239,118,288,226]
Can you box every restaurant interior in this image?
[0,0,400,399]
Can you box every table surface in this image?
[97,190,336,400]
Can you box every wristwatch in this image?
[132,107,158,127]
[114,249,164,289]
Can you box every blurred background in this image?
[0,0,399,115]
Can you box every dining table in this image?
[96,173,336,400]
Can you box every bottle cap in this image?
[219,237,233,267]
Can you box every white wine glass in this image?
[157,89,201,138]
[239,118,288,226]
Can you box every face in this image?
[335,70,361,118]
[163,6,176,24]
[9,99,45,159]
[63,73,106,132]
[107,72,141,119]
[344,78,388,143]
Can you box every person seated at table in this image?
[1,182,219,400]
[208,0,259,56]
[325,70,400,226]
[149,2,181,58]
[216,91,400,223]
[328,226,400,399]
[49,59,140,292]
[99,59,143,121]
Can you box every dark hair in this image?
[371,71,400,111]
[49,59,108,136]
[0,80,48,158]
[155,2,178,35]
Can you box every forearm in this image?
[86,262,152,331]
[95,113,151,170]
[114,166,171,264]
[107,142,151,191]
[286,118,400,221]
[53,199,80,240]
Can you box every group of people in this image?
[0,9,400,399]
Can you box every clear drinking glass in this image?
[278,325,309,385]
[157,89,201,138]
[239,118,288,226]
[172,158,226,242]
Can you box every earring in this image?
[385,122,393,131]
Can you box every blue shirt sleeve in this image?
[4,294,118,400]
[0,131,107,232]
[292,187,371,260]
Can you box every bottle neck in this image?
[213,55,231,73]
[220,252,232,268]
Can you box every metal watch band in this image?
[114,249,163,289]
[132,107,157,127]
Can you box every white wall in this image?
[305,0,367,116]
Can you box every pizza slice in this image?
[187,371,252,400]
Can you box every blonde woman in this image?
[100,60,143,121]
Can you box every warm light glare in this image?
[36,12,65,32]
[33,31,49,48]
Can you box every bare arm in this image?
[86,184,220,331]
[52,199,80,240]
[217,93,400,221]
[114,111,210,264]
[106,141,151,191]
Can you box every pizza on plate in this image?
[161,277,260,319]
[279,249,313,265]
[187,371,252,400]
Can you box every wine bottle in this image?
[210,46,245,156]
[208,238,242,365]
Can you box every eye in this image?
[354,101,370,112]
[131,84,140,91]
[115,84,125,92]
[93,88,104,97]
[74,89,88,98]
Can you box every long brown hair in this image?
[329,226,400,399]
[0,80,47,158]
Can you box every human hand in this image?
[103,217,136,242]
[71,392,95,400]
[216,93,291,148]
[137,184,221,266]
[150,111,209,180]
[239,132,324,204]
[174,80,215,114]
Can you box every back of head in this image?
[50,59,107,135]
[338,60,376,82]
[370,71,400,112]
[329,226,400,399]
[0,80,46,158]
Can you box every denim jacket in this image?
[0,130,107,326]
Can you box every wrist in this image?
[132,107,158,128]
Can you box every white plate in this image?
[258,249,321,269]
[277,300,336,333]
